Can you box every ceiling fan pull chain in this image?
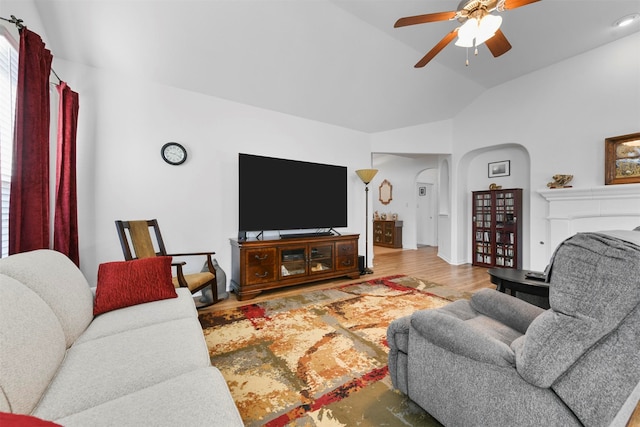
[466,47,470,66]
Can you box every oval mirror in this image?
[379,179,392,205]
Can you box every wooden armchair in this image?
[115,219,219,308]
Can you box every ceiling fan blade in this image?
[414,29,457,68]
[502,0,541,10]
[485,29,512,57]
[395,11,457,28]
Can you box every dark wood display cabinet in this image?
[472,188,522,269]
[230,233,360,300]
[373,220,403,248]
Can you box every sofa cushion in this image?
[0,250,93,348]
[516,232,640,387]
[94,257,177,316]
[76,288,196,345]
[0,275,66,414]
[32,317,211,421]
[53,368,243,427]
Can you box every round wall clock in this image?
[161,142,187,165]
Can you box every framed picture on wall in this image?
[418,186,426,196]
[605,132,640,185]
[488,160,510,178]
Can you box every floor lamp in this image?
[356,169,378,274]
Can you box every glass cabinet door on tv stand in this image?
[308,244,333,275]
[280,243,334,278]
[472,188,522,269]
[280,246,307,277]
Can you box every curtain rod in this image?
[1,14,62,84]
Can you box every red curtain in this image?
[54,82,80,266]
[9,28,52,255]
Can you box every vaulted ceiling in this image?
[17,0,640,132]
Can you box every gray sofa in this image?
[388,230,640,426]
[0,249,243,426]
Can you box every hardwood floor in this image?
[201,245,494,312]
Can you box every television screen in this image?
[239,154,347,233]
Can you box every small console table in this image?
[488,268,550,309]
[230,233,360,301]
[373,220,403,248]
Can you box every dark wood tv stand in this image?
[230,233,360,301]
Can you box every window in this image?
[0,28,18,257]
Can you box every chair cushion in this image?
[94,257,177,315]
[172,272,214,291]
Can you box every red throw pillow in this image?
[0,412,62,426]
[93,256,177,315]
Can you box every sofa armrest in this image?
[410,309,516,367]
[470,289,545,334]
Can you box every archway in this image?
[456,144,531,267]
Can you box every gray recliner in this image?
[387,230,640,426]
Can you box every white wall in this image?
[51,58,372,285]
[371,119,453,154]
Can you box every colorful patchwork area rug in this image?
[199,275,472,427]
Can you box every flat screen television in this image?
[239,153,347,233]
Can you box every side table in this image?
[488,268,550,309]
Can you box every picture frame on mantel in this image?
[605,132,640,185]
[488,160,510,178]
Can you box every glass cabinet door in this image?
[494,191,517,268]
[280,246,307,278]
[373,221,384,243]
[473,192,493,266]
[383,222,394,245]
[308,244,333,275]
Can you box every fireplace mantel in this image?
[538,184,640,251]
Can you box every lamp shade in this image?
[356,169,378,184]
[476,14,502,45]
[455,18,477,47]
[455,14,502,47]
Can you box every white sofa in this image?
[0,249,243,426]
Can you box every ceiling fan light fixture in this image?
[614,13,640,28]
[395,0,540,68]
[454,14,502,48]
[476,14,502,45]
[454,37,475,47]
[455,18,477,47]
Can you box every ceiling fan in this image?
[394,0,541,67]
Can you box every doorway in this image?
[416,169,438,247]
